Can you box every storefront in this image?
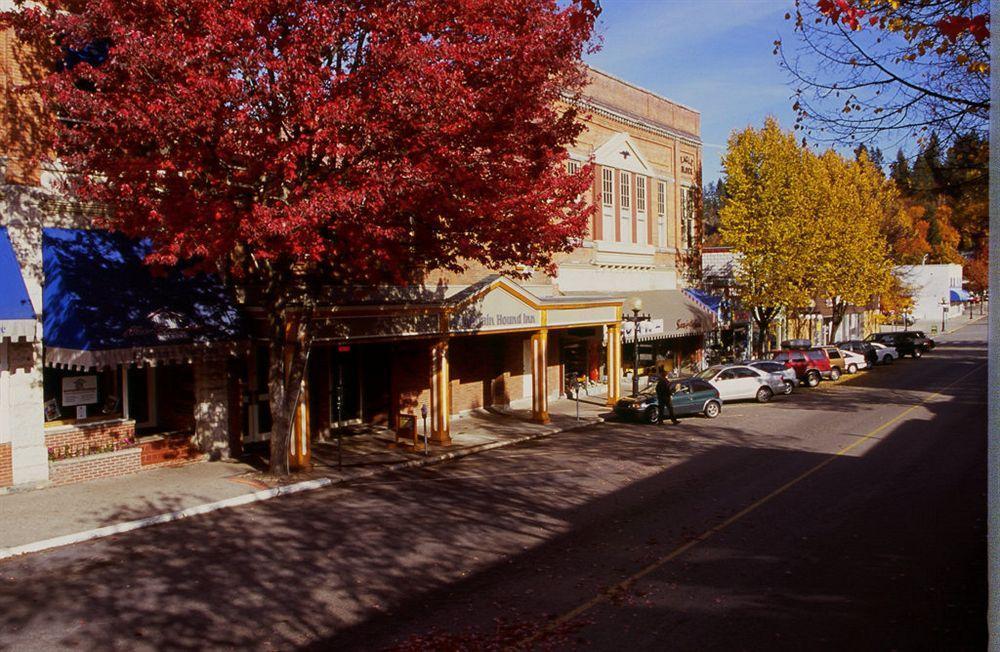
[275,276,623,467]
[39,229,244,482]
[616,289,715,382]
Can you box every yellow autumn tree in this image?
[719,117,812,353]
[804,149,895,338]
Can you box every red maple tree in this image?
[6,0,599,473]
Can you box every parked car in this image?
[839,348,869,374]
[835,340,880,366]
[614,378,722,423]
[898,330,936,352]
[820,346,848,375]
[693,364,786,403]
[772,347,838,387]
[747,360,796,395]
[867,332,923,358]
[868,342,898,364]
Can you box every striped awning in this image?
[618,289,716,342]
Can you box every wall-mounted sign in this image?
[61,375,98,406]
[680,154,695,176]
[451,286,542,333]
[620,319,664,338]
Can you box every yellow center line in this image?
[514,361,987,650]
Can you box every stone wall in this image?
[193,359,229,458]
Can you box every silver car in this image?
[747,360,797,395]
[693,364,787,403]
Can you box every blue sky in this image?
[583,0,800,184]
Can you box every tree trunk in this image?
[267,311,313,476]
[829,300,847,344]
[751,306,776,358]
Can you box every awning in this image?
[617,289,716,342]
[0,227,36,341]
[43,229,243,369]
[950,288,972,302]
[683,288,722,316]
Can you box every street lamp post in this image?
[623,297,651,397]
[940,297,948,333]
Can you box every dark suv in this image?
[772,347,837,387]
[866,331,929,358]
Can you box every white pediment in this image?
[593,133,652,175]
[450,280,542,334]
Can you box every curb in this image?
[0,416,603,561]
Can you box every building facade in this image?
[894,263,969,325]
[0,37,706,488]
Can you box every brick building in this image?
[0,18,706,487]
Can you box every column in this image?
[606,323,622,406]
[530,330,550,424]
[194,358,231,460]
[430,338,452,445]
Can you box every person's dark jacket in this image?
[655,377,670,403]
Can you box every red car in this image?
[771,347,839,387]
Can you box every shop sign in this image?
[621,319,664,338]
[676,318,708,331]
[62,375,98,406]
[451,286,542,333]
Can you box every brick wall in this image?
[49,447,142,487]
[44,419,136,452]
[0,27,50,185]
[0,442,11,487]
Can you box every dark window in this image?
[733,368,758,378]
[691,379,714,392]
[718,370,737,380]
[806,350,826,361]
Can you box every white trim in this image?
[596,133,653,175]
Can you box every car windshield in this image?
[694,367,721,379]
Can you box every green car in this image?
[614,378,723,423]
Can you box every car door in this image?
[669,381,695,415]
[711,369,739,400]
[731,367,762,398]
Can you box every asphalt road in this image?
[0,321,987,651]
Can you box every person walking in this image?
[655,374,679,425]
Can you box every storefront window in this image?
[43,366,122,425]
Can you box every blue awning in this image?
[683,288,723,315]
[950,288,972,302]
[0,227,36,341]
[43,229,243,368]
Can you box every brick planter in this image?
[45,419,137,452]
[49,447,142,487]
[0,442,11,488]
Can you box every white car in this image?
[869,342,898,364]
[840,349,869,374]
[693,364,786,403]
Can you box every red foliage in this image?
[937,14,990,43]
[817,0,866,30]
[5,0,599,283]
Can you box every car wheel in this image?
[644,406,658,424]
[782,380,794,395]
[703,400,721,419]
[912,349,922,359]
[755,386,773,403]
[806,371,821,387]
[883,354,894,365]
[830,367,842,381]
[847,363,858,374]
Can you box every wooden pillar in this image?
[606,323,622,406]
[531,329,550,423]
[289,376,310,470]
[430,338,452,445]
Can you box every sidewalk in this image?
[0,395,608,556]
